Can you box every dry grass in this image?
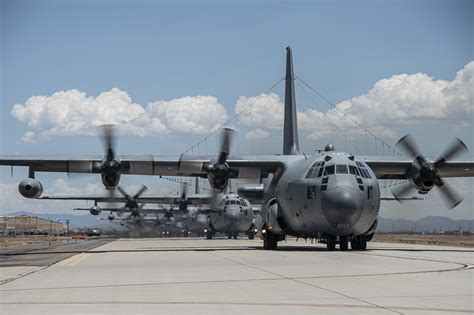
[0,236,68,248]
[373,234,474,247]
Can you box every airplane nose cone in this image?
[224,209,241,222]
[322,187,363,231]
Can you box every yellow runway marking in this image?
[56,253,91,266]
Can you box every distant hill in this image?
[377,216,473,233]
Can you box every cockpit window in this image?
[336,165,349,174]
[348,165,359,175]
[358,167,371,179]
[306,161,325,179]
[324,165,335,175]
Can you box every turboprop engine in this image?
[262,198,288,234]
[90,206,102,216]
[18,178,43,198]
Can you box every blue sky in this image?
[1,0,472,219]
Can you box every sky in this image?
[0,0,473,220]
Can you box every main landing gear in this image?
[263,231,279,250]
[350,235,368,250]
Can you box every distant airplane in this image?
[1,47,473,251]
[204,192,258,240]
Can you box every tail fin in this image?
[283,46,300,155]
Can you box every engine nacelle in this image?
[90,206,102,216]
[18,178,43,199]
[406,163,435,194]
[101,172,121,190]
[207,172,228,191]
[263,198,288,234]
[206,161,230,191]
[412,177,435,194]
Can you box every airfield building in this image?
[0,215,66,236]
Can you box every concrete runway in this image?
[0,238,472,314]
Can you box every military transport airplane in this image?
[1,47,473,251]
[204,192,258,240]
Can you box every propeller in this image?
[115,185,148,216]
[66,124,122,189]
[392,134,468,209]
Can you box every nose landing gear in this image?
[325,235,349,251]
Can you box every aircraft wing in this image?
[0,155,283,178]
[73,207,168,212]
[363,159,474,179]
[42,195,212,205]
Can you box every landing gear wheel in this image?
[351,236,367,250]
[206,232,213,240]
[227,233,232,239]
[339,236,348,251]
[248,232,255,240]
[233,233,238,240]
[326,235,336,251]
[263,232,278,250]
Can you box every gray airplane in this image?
[204,192,258,240]
[2,47,473,251]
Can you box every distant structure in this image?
[0,215,66,236]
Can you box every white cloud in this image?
[11,88,227,142]
[341,61,473,129]
[245,128,269,140]
[147,96,228,134]
[11,62,473,143]
[235,93,284,129]
[233,62,473,139]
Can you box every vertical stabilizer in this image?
[283,47,300,155]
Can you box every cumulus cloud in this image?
[341,61,473,129]
[147,96,227,134]
[245,128,269,140]
[235,93,284,129]
[234,62,473,139]
[10,62,473,143]
[11,88,227,142]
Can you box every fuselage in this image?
[266,151,380,238]
[209,194,255,234]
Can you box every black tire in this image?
[227,234,232,239]
[263,232,278,250]
[206,233,213,240]
[350,238,360,250]
[248,233,255,240]
[351,236,367,250]
[358,237,367,250]
[339,236,348,251]
[233,233,238,240]
[327,235,336,251]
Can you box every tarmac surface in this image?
[0,238,472,314]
